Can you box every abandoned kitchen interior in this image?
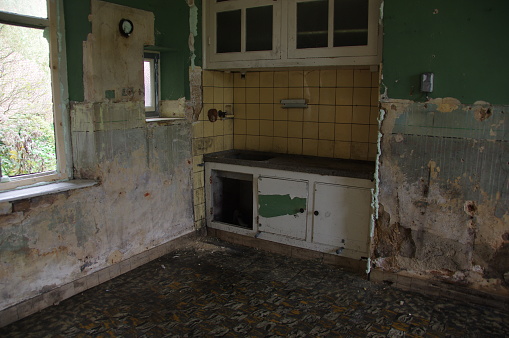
[0,0,508,333]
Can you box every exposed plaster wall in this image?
[83,1,154,102]
[0,1,194,312]
[375,0,509,298]
[374,99,509,295]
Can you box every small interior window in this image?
[143,51,160,117]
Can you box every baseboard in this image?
[370,269,509,311]
[207,227,368,276]
[0,229,206,328]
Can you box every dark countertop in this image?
[203,150,376,181]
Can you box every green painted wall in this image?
[382,1,509,105]
[63,0,201,102]
[63,0,90,102]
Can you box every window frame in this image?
[143,51,160,118]
[0,0,70,191]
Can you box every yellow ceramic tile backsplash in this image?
[192,70,236,227]
[287,138,303,155]
[302,139,318,156]
[274,71,289,88]
[317,140,335,158]
[230,68,379,161]
[318,123,334,141]
[289,71,304,87]
[336,106,353,124]
[337,69,354,87]
[260,72,274,87]
[304,70,320,87]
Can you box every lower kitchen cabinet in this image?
[205,161,374,260]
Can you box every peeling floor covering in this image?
[1,238,508,337]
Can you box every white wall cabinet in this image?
[205,0,282,65]
[205,161,374,260]
[203,0,382,70]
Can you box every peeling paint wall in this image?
[64,0,202,102]
[83,1,154,102]
[376,0,509,297]
[0,1,194,312]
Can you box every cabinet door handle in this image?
[314,210,319,216]
[299,208,305,213]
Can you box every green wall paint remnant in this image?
[105,90,115,99]
[258,195,307,218]
[391,100,508,141]
[63,0,90,102]
[382,1,509,104]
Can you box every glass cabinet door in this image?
[216,9,242,53]
[246,5,273,52]
[333,0,369,47]
[288,0,379,60]
[296,0,328,49]
[207,0,281,63]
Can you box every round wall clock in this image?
[119,19,134,37]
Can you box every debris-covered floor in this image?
[1,238,508,337]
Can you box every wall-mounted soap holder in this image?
[281,99,307,108]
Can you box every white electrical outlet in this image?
[421,72,434,93]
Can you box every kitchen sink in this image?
[224,152,274,161]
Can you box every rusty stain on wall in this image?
[374,97,509,297]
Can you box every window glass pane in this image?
[297,0,328,49]
[334,0,368,47]
[246,6,273,52]
[0,0,47,19]
[216,10,241,53]
[0,23,55,177]
[143,59,154,109]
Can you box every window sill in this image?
[145,117,188,125]
[0,179,98,203]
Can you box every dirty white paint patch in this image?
[160,98,187,118]
[83,1,154,102]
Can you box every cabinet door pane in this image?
[333,0,368,47]
[296,0,328,49]
[217,10,241,53]
[246,6,273,52]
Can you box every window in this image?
[0,0,69,190]
[143,51,160,118]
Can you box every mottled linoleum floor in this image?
[1,238,508,337]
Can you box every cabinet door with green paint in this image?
[258,177,308,240]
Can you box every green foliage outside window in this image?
[0,23,56,177]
